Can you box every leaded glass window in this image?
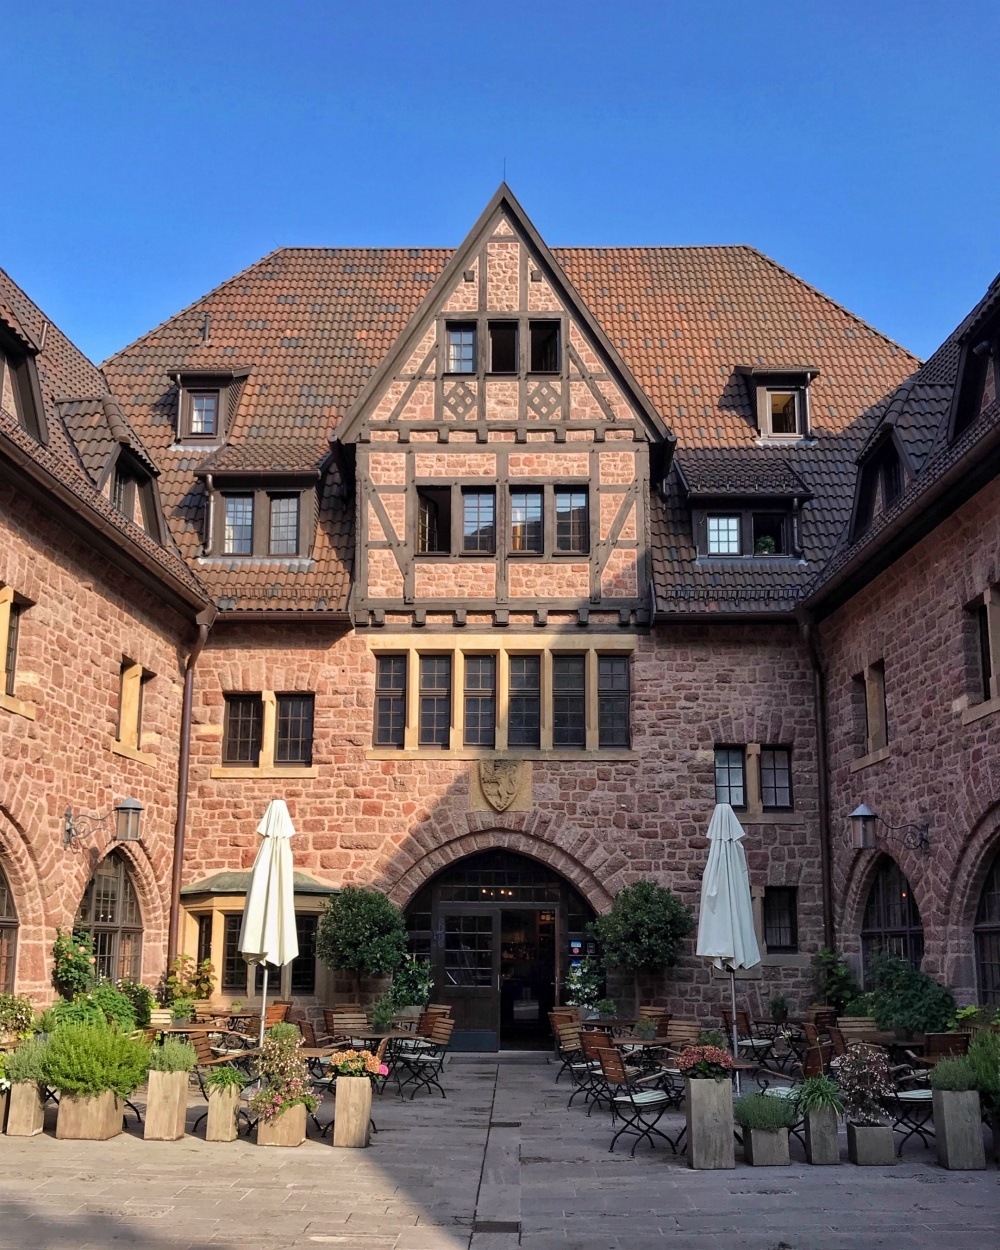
[861,857,924,974]
[268,495,300,556]
[0,862,17,992]
[975,853,1000,1006]
[76,852,143,981]
[555,489,588,554]
[223,494,254,556]
[508,655,541,748]
[714,746,746,808]
[419,655,452,748]
[463,655,496,747]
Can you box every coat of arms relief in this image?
[478,759,526,812]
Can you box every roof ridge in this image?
[740,246,921,364]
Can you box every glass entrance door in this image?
[437,910,500,1050]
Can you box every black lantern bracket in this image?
[64,797,143,849]
[850,803,930,855]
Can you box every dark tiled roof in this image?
[104,243,918,614]
[180,870,336,896]
[195,438,325,476]
[676,449,811,498]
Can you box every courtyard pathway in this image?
[0,1056,996,1250]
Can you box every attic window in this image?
[851,439,904,541]
[700,510,793,558]
[0,344,45,444]
[707,514,741,555]
[488,322,518,374]
[738,367,816,441]
[111,454,161,542]
[213,485,311,558]
[189,392,219,436]
[952,335,998,442]
[529,321,560,374]
[766,391,801,436]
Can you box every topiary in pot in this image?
[734,1092,797,1165]
[794,1075,843,1165]
[316,887,407,1001]
[589,880,694,977]
[369,994,395,1034]
[44,1024,150,1140]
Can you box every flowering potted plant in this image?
[677,1045,736,1169]
[248,1023,317,1147]
[328,1048,388,1148]
[563,959,602,1017]
[830,1043,895,1165]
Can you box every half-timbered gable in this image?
[336,187,672,630]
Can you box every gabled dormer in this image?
[0,313,47,445]
[169,367,249,447]
[948,295,1000,443]
[848,425,911,542]
[107,445,166,544]
[194,451,320,561]
[735,365,819,442]
[333,185,672,629]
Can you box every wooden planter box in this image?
[333,1076,372,1148]
[144,1069,190,1141]
[933,1089,985,1170]
[0,1086,7,1132]
[846,1121,895,1165]
[256,1102,306,1147]
[742,1125,790,1166]
[685,1077,734,1169]
[206,1084,240,1142]
[6,1081,45,1136]
[56,1091,123,1140]
[804,1106,841,1165]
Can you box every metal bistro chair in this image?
[560,1023,602,1109]
[596,1047,682,1157]
[579,1029,617,1115]
[394,1017,453,1099]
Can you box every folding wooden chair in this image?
[596,1047,681,1157]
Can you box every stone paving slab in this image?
[0,1059,998,1250]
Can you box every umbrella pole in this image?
[730,969,741,1097]
[259,964,269,1048]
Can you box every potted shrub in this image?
[389,956,433,1021]
[930,1056,986,1170]
[115,979,156,1030]
[794,1075,843,1165]
[248,1023,316,1147]
[316,887,408,1002]
[769,996,789,1027]
[809,949,859,1015]
[831,1043,895,1165]
[0,992,34,1048]
[369,994,395,1035]
[171,997,196,1025]
[51,930,96,999]
[4,1038,49,1136]
[595,998,617,1021]
[589,881,693,1014]
[329,1048,388,1148]
[734,1092,796,1165]
[45,1024,149,1140]
[966,1030,1000,1164]
[204,1064,244,1141]
[563,958,603,1018]
[677,1044,736,1169]
[866,954,955,1040]
[144,1040,195,1141]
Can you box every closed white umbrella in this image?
[239,799,299,1046]
[695,803,761,1091]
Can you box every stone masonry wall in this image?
[819,472,1000,1000]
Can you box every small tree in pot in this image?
[809,949,859,1015]
[734,1092,797,1166]
[248,1023,316,1147]
[316,887,407,1002]
[677,1044,736,1169]
[145,1040,195,1141]
[4,1038,49,1136]
[44,1024,150,1140]
[794,1075,843,1165]
[831,1043,895,1165]
[589,881,693,1013]
[866,953,955,1038]
[930,1056,986,1170]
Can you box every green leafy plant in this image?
[38,995,107,1032]
[754,534,777,556]
[52,929,96,998]
[246,1024,317,1121]
[162,954,214,1004]
[966,1030,1000,1113]
[316,887,407,996]
[148,1040,196,1073]
[589,880,694,974]
[842,992,877,1017]
[4,1038,49,1084]
[929,1056,976,1092]
[0,1051,8,1090]
[676,1045,735,1080]
[769,995,789,1025]
[794,1075,844,1116]
[43,1024,150,1098]
[205,1063,246,1091]
[595,998,617,1019]
[0,993,34,1038]
[171,997,196,1023]
[866,953,955,1035]
[88,983,137,1032]
[116,979,155,1029]
[809,949,860,1014]
[370,994,395,1031]
[562,958,603,1009]
[830,1043,892,1126]
[734,1092,797,1131]
[389,956,434,1009]
[949,1004,991,1032]
[696,1028,727,1048]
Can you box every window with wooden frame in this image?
[445,322,477,374]
[463,655,496,748]
[212,485,310,558]
[416,487,451,554]
[419,655,452,748]
[554,488,589,554]
[763,886,798,953]
[706,513,741,556]
[529,321,561,374]
[0,861,18,993]
[861,856,923,975]
[967,589,999,707]
[856,660,888,756]
[76,851,143,982]
[597,654,630,748]
[196,913,213,967]
[114,658,153,758]
[714,746,746,808]
[952,333,999,443]
[763,390,803,438]
[268,494,300,556]
[0,586,33,719]
[0,339,46,443]
[3,598,20,698]
[760,746,793,810]
[698,510,793,558]
[222,694,264,765]
[462,488,496,554]
[552,654,586,748]
[223,493,254,556]
[507,655,541,748]
[177,385,226,443]
[275,694,315,766]
[291,913,319,994]
[374,655,407,748]
[851,439,904,541]
[221,690,315,771]
[221,914,244,991]
[488,321,518,374]
[510,488,543,554]
[974,852,1000,1007]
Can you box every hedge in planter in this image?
[734,1093,796,1166]
[794,1075,843,1165]
[4,1038,49,1136]
[145,1040,195,1141]
[930,1057,986,1170]
[44,1024,150,1140]
[966,1030,1000,1164]
[831,1043,895,1165]
[248,1023,316,1146]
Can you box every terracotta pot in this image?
[685,1077,734,1169]
[6,1081,45,1136]
[206,1084,240,1142]
[144,1069,190,1141]
[56,1091,123,1140]
[256,1102,306,1147]
[333,1075,372,1148]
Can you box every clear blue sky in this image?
[4,1,999,364]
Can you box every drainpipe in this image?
[203,474,215,556]
[167,605,217,963]
[800,613,836,948]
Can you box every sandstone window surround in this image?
[961,586,1000,725]
[367,634,636,760]
[111,658,156,766]
[850,660,891,772]
[0,860,18,993]
[734,883,809,974]
[211,691,318,779]
[190,907,324,1000]
[0,585,35,721]
[442,316,563,378]
[713,742,801,825]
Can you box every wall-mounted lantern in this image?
[849,803,930,855]
[64,796,143,849]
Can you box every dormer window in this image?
[223,493,254,556]
[0,338,46,444]
[172,368,248,445]
[206,476,316,559]
[765,390,801,437]
[701,510,793,558]
[951,327,999,443]
[110,451,163,543]
[735,365,818,442]
[707,514,740,555]
[189,392,219,437]
[850,436,905,541]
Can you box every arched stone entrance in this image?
[404,848,596,1051]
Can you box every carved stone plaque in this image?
[471,759,531,813]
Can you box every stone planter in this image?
[846,1121,895,1165]
[144,1069,190,1141]
[0,1086,7,1132]
[333,1075,372,1148]
[742,1125,790,1166]
[206,1084,241,1142]
[933,1089,985,1170]
[56,1091,123,1140]
[804,1106,841,1165]
[685,1077,734,1169]
[6,1081,45,1136]
[256,1102,306,1147]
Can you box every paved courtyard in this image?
[0,1057,997,1250]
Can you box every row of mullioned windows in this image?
[445,320,561,376]
[416,485,589,557]
[222,693,315,767]
[714,744,793,811]
[375,652,630,750]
